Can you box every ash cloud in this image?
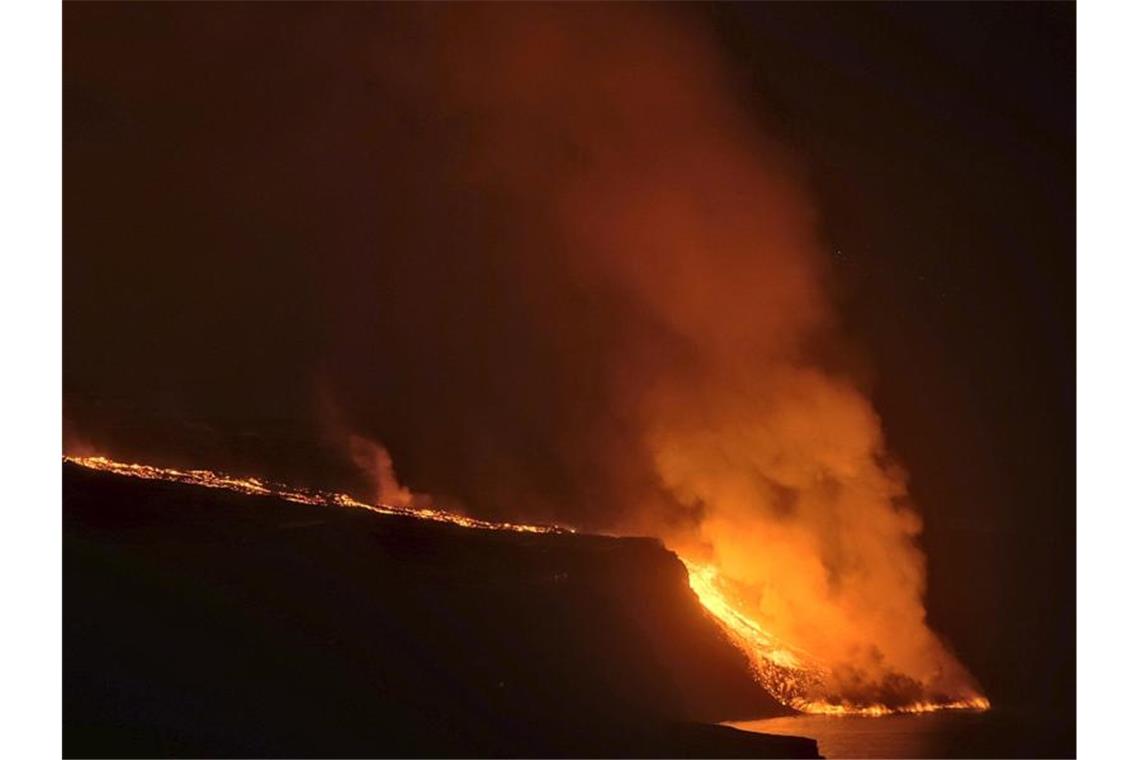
[65,3,982,705]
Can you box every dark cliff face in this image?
[63,464,810,758]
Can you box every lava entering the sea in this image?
[64,454,988,717]
[682,558,990,716]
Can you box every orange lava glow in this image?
[64,453,988,717]
[64,455,566,535]
[681,558,990,716]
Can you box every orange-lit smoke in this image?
[391,6,984,710]
[345,434,415,508]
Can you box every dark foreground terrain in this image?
[64,463,818,758]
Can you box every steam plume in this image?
[335,5,980,706]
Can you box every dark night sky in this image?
[64,2,1073,733]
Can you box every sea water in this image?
[727,706,1073,759]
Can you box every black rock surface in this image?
[64,463,816,758]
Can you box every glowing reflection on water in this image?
[728,711,1007,759]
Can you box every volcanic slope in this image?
[64,462,816,758]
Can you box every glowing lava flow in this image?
[681,558,991,716]
[64,454,988,716]
[63,455,566,534]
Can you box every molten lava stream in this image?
[62,455,568,535]
[681,558,990,717]
[64,454,988,717]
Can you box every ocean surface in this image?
[727,706,1074,759]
